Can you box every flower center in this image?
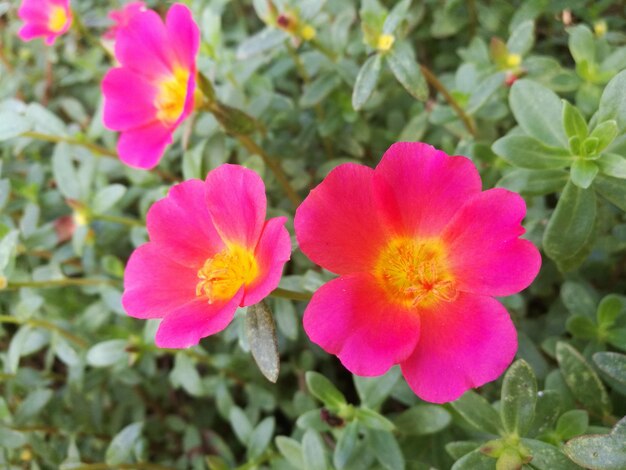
[49,6,68,32]
[196,245,258,303]
[374,238,458,308]
[155,67,190,124]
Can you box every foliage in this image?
[1,0,626,468]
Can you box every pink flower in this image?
[101,3,199,169]
[18,0,72,45]
[122,165,292,348]
[295,142,541,404]
[103,2,146,40]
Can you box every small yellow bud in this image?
[0,276,7,290]
[377,34,395,52]
[301,25,316,41]
[506,53,522,68]
[594,20,607,37]
[20,449,32,461]
[73,210,89,227]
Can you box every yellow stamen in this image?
[48,6,68,32]
[594,20,607,37]
[506,53,522,68]
[377,34,395,52]
[300,25,316,41]
[196,245,258,303]
[374,237,457,308]
[155,67,190,124]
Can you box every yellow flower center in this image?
[377,34,395,52]
[155,67,190,124]
[300,25,316,41]
[506,53,522,68]
[374,238,457,309]
[49,6,68,32]
[196,245,258,303]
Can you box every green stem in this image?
[6,278,116,289]
[73,464,176,470]
[21,131,118,157]
[91,213,145,227]
[0,315,87,348]
[270,287,312,301]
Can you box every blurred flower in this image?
[53,215,76,243]
[122,165,291,348]
[17,0,72,45]
[376,34,395,52]
[295,142,541,403]
[103,1,146,40]
[101,3,199,169]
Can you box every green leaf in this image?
[543,181,596,263]
[492,135,573,169]
[522,438,581,470]
[353,367,400,409]
[564,417,626,470]
[302,429,328,470]
[562,100,588,140]
[497,169,568,196]
[383,0,411,34]
[355,408,395,431]
[556,410,588,440]
[450,390,503,435]
[529,390,561,437]
[597,295,624,328]
[276,436,305,468]
[561,281,597,318]
[571,159,599,189]
[594,174,626,211]
[568,25,596,65]
[86,339,129,368]
[555,342,612,417]
[597,153,626,179]
[305,371,347,409]
[566,315,598,340]
[333,421,359,469]
[105,422,143,465]
[92,184,126,214]
[596,70,626,133]
[213,102,259,135]
[0,426,27,449]
[509,79,568,147]
[52,143,82,200]
[236,27,287,59]
[229,407,253,444]
[451,449,497,470]
[245,302,280,383]
[385,42,428,101]
[368,429,405,470]
[15,388,53,424]
[507,20,535,56]
[0,110,30,141]
[501,360,537,437]
[247,417,275,460]
[394,404,452,436]
[466,72,505,115]
[352,54,382,110]
[589,121,618,153]
[300,74,342,108]
[446,441,482,460]
[169,353,204,397]
[593,352,626,388]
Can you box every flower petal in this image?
[401,293,517,403]
[146,179,225,267]
[116,121,173,169]
[243,217,292,306]
[295,163,389,274]
[443,188,541,296]
[122,243,198,319]
[165,4,200,70]
[303,273,421,376]
[102,68,158,131]
[373,142,482,238]
[205,164,266,249]
[155,289,243,348]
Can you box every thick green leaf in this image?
[15,388,53,424]
[247,417,275,460]
[523,438,581,470]
[305,372,346,409]
[0,427,27,449]
[245,302,280,383]
[497,169,568,195]
[597,153,626,179]
[229,407,253,444]
[383,0,412,34]
[564,417,626,470]
[105,422,143,465]
[352,54,383,110]
[386,42,428,101]
[562,100,588,140]
[445,441,482,460]
[93,184,126,214]
[0,110,30,141]
[236,27,287,59]
[466,72,505,115]
[492,135,573,169]
[543,181,596,263]
[52,143,82,200]
[333,421,359,469]
[596,295,624,328]
[300,74,342,108]
[368,429,405,470]
[589,121,618,153]
[566,315,597,340]
[275,436,305,468]
[353,367,400,409]
[568,25,596,65]
[302,429,328,470]
[529,390,561,437]
[451,448,496,470]
[555,342,612,417]
[593,352,626,388]
[594,174,626,211]
[556,410,589,440]
[450,390,503,435]
[571,159,599,189]
[86,339,129,368]
[507,20,535,56]
[596,70,626,132]
[509,79,568,147]
[394,404,452,436]
[561,281,597,318]
[501,360,537,437]
[355,408,395,431]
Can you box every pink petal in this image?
[122,243,199,319]
[204,165,267,249]
[114,8,172,79]
[401,293,517,403]
[155,289,243,348]
[165,4,200,70]
[146,179,225,267]
[372,142,482,238]
[443,188,541,296]
[116,121,173,169]
[18,24,51,42]
[102,68,158,131]
[303,273,421,376]
[243,217,292,306]
[295,163,389,275]
[104,2,146,40]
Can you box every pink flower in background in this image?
[103,2,146,40]
[18,0,72,45]
[122,165,291,348]
[102,3,199,169]
[295,142,541,404]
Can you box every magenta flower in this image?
[101,3,199,169]
[18,0,72,45]
[295,142,541,403]
[103,2,146,40]
[122,165,291,348]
